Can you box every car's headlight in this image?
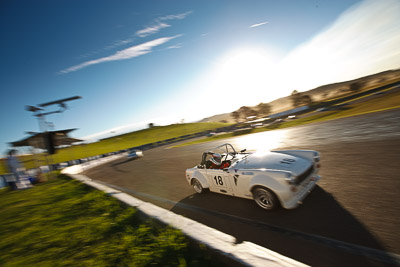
[285,173,296,185]
[313,152,321,168]
[313,151,320,162]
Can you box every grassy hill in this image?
[2,69,400,174]
[199,69,400,123]
[1,122,231,174]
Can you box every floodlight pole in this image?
[25,96,82,178]
[26,95,82,143]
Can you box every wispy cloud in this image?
[249,21,269,28]
[78,11,192,59]
[78,38,137,59]
[275,0,400,92]
[136,11,192,37]
[104,38,135,50]
[136,22,171,37]
[60,35,181,74]
[158,11,193,21]
[167,43,183,49]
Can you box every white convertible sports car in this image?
[127,149,144,160]
[185,143,321,210]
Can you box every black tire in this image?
[252,187,279,210]
[192,178,205,194]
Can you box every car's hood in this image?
[233,151,311,175]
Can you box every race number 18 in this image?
[214,176,223,185]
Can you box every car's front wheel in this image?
[252,187,279,210]
[192,178,205,194]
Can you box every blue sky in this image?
[1,0,400,156]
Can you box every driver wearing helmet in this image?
[209,153,222,169]
[208,153,230,169]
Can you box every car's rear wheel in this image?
[192,178,205,194]
[252,187,279,210]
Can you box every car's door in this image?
[205,169,233,194]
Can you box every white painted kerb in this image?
[62,159,308,267]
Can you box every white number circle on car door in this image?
[206,169,232,194]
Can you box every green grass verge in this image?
[174,88,400,148]
[1,122,231,174]
[0,176,225,266]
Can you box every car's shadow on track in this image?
[111,158,136,166]
[110,158,138,172]
[170,186,395,267]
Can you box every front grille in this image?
[295,165,314,185]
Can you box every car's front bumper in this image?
[281,174,321,209]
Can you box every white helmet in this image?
[210,153,222,165]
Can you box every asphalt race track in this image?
[85,109,400,267]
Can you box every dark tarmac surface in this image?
[85,109,400,267]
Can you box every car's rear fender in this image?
[190,170,210,189]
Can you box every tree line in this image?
[230,81,363,122]
[230,91,313,122]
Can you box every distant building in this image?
[9,129,82,150]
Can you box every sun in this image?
[179,47,282,121]
[206,47,280,109]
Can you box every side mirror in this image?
[240,149,247,153]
